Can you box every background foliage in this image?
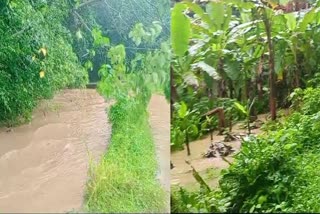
[171,0,320,213]
[68,0,170,82]
[170,0,320,149]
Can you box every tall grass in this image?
[85,95,166,212]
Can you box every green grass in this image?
[85,96,166,213]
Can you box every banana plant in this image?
[171,0,265,102]
[176,101,200,156]
[171,0,320,141]
[234,97,256,134]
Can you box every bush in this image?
[0,0,88,125]
[219,87,320,212]
[174,87,320,213]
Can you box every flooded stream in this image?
[0,89,111,213]
[148,94,170,212]
[171,114,268,189]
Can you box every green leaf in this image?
[227,20,261,44]
[171,3,190,57]
[129,23,145,46]
[184,72,199,87]
[192,61,220,80]
[284,143,297,151]
[206,2,224,29]
[76,29,83,40]
[298,8,315,31]
[279,0,291,4]
[234,102,247,115]
[249,205,255,213]
[98,64,110,77]
[178,101,188,119]
[92,28,110,47]
[188,124,198,137]
[225,60,241,81]
[184,2,211,26]
[190,165,211,192]
[284,13,296,31]
[84,60,93,71]
[258,195,267,204]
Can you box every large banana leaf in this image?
[171,3,190,57]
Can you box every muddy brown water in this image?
[171,113,268,189]
[0,89,111,213]
[148,94,170,213]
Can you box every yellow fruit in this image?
[39,48,47,57]
[39,70,45,78]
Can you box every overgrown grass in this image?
[85,96,166,212]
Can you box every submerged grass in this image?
[85,96,166,212]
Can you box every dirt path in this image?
[0,89,111,213]
[148,94,170,212]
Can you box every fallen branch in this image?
[73,10,92,33]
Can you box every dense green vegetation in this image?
[84,18,170,212]
[172,87,320,213]
[0,0,169,125]
[1,0,170,212]
[68,0,170,82]
[171,0,320,213]
[0,0,88,125]
[170,0,319,150]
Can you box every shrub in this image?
[0,0,88,125]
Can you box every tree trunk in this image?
[202,107,226,135]
[263,9,277,120]
[170,65,179,119]
[229,80,234,99]
[186,132,191,156]
[256,56,264,100]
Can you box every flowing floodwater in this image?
[148,94,170,212]
[0,89,111,213]
[171,114,269,189]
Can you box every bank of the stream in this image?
[171,113,267,191]
[85,94,168,213]
[172,89,320,213]
[0,89,111,213]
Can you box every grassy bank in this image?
[85,95,166,212]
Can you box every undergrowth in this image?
[171,87,320,213]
